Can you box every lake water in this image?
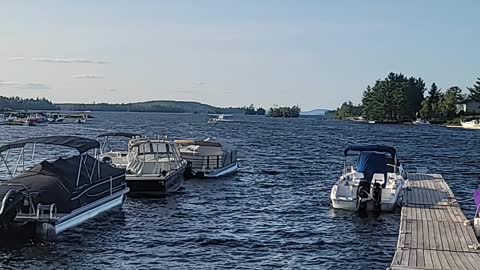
[0,112,479,270]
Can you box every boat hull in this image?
[201,162,238,178]
[331,198,398,212]
[126,166,186,196]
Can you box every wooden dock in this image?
[390,173,480,269]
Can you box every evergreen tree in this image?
[467,78,480,101]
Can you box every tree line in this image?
[243,104,266,115]
[0,96,58,111]
[332,73,480,122]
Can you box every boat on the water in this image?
[125,137,187,196]
[461,119,480,130]
[330,145,406,213]
[175,138,238,178]
[207,114,232,124]
[412,118,430,125]
[0,136,129,240]
[96,132,142,169]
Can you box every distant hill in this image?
[300,108,327,116]
[56,100,245,114]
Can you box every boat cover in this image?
[356,152,387,185]
[344,145,396,157]
[0,155,126,213]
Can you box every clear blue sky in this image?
[0,0,478,110]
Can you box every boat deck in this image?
[390,173,480,269]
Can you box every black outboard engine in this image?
[356,180,370,216]
[184,161,194,179]
[0,189,24,230]
[372,182,382,212]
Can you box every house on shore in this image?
[456,99,480,114]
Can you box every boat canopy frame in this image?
[0,136,102,186]
[342,145,398,178]
[96,132,142,154]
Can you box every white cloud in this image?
[7,57,25,61]
[33,58,111,64]
[0,81,50,89]
[72,75,104,79]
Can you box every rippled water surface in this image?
[1,112,479,270]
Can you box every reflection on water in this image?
[0,112,479,269]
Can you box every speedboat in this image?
[0,136,129,240]
[207,114,232,124]
[175,138,238,178]
[461,119,480,129]
[330,145,406,213]
[96,132,142,169]
[125,137,187,196]
[412,119,430,125]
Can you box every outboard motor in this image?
[0,189,24,230]
[184,161,194,179]
[356,180,370,217]
[372,182,382,212]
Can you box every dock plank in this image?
[390,173,480,270]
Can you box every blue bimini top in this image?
[356,151,387,185]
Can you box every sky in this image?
[0,1,479,110]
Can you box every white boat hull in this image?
[202,163,238,178]
[32,189,128,239]
[461,121,480,130]
[331,197,398,212]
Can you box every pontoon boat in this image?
[330,145,405,212]
[175,138,238,178]
[126,137,187,196]
[0,136,129,240]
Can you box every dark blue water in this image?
[0,113,479,269]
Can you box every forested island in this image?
[268,105,301,118]
[330,73,480,123]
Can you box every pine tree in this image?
[467,78,480,101]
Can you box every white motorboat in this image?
[125,137,187,196]
[97,132,142,169]
[330,145,406,213]
[175,138,238,178]
[207,114,233,124]
[412,119,430,125]
[461,119,480,130]
[0,136,129,240]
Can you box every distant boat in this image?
[368,120,376,124]
[412,119,430,125]
[461,119,480,130]
[207,114,233,124]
